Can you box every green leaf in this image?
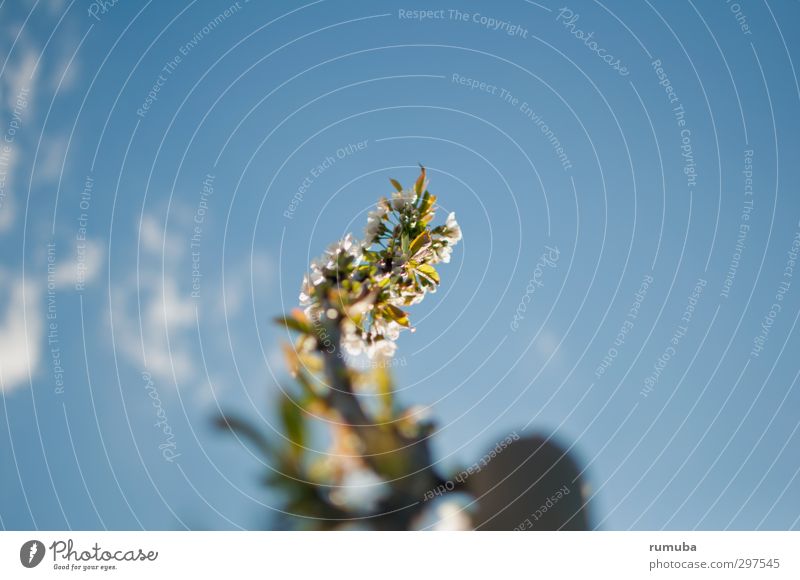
[383,304,410,327]
[280,395,306,459]
[419,192,436,217]
[414,166,426,195]
[275,310,312,334]
[417,263,440,284]
[215,415,275,460]
[401,232,410,255]
[409,231,431,256]
[389,178,403,192]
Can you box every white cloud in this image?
[0,144,18,233]
[111,256,198,389]
[51,54,79,93]
[43,0,68,18]
[0,46,37,236]
[34,134,67,184]
[0,278,41,393]
[139,213,164,254]
[221,251,273,317]
[113,211,195,386]
[535,328,561,359]
[111,209,275,405]
[4,48,37,112]
[53,237,105,289]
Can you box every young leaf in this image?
[275,309,312,334]
[384,304,410,327]
[417,263,440,284]
[409,231,431,256]
[414,166,426,195]
[419,192,436,218]
[389,178,403,192]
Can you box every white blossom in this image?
[432,243,453,264]
[445,212,462,242]
[373,319,402,341]
[296,172,459,360]
[391,189,417,211]
[388,289,424,307]
[308,258,326,285]
[364,216,381,243]
[431,499,472,531]
[300,234,363,305]
[366,338,397,359]
[299,277,313,306]
[364,200,389,243]
[327,233,361,261]
[341,320,366,356]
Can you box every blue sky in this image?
[1,0,799,530]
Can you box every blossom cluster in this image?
[298,168,461,358]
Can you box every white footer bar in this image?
[1,531,797,579]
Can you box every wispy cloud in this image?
[0,277,41,392]
[53,236,105,289]
[0,46,37,235]
[110,209,274,403]
[34,133,68,184]
[111,212,198,388]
